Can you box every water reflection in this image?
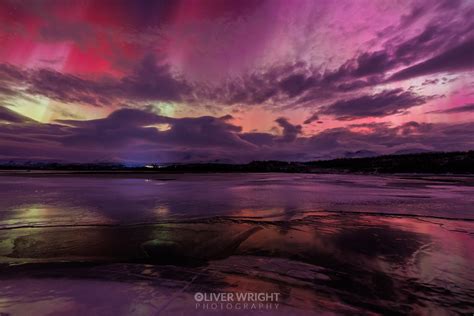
[0,173,473,314]
[1,174,474,230]
[0,212,473,313]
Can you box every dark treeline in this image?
[1,151,473,174]
[305,150,474,174]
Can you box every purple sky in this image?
[0,0,473,163]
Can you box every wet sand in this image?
[0,173,473,314]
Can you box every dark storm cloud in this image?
[121,55,191,102]
[0,64,29,101]
[2,107,474,163]
[316,89,426,120]
[1,14,471,111]
[427,103,474,114]
[0,0,472,116]
[0,55,191,107]
[352,51,394,77]
[336,11,474,84]
[398,3,425,28]
[158,115,253,148]
[278,73,318,98]
[392,25,443,65]
[275,117,302,142]
[0,64,27,83]
[303,113,320,124]
[200,16,473,109]
[389,39,474,82]
[239,132,275,147]
[58,108,254,150]
[395,121,433,136]
[304,121,474,158]
[202,0,473,108]
[58,108,170,130]
[27,69,117,107]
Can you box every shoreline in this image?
[1,211,473,314]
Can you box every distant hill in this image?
[391,148,433,155]
[342,150,379,159]
[1,150,473,174]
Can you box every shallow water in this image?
[1,173,474,228]
[0,173,473,315]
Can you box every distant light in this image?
[145,165,154,168]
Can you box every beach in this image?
[0,173,473,314]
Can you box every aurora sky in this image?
[0,0,473,163]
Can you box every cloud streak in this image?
[317,89,427,120]
[1,55,191,107]
[389,39,474,82]
[0,0,473,162]
[428,103,474,114]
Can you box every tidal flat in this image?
[0,173,473,315]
